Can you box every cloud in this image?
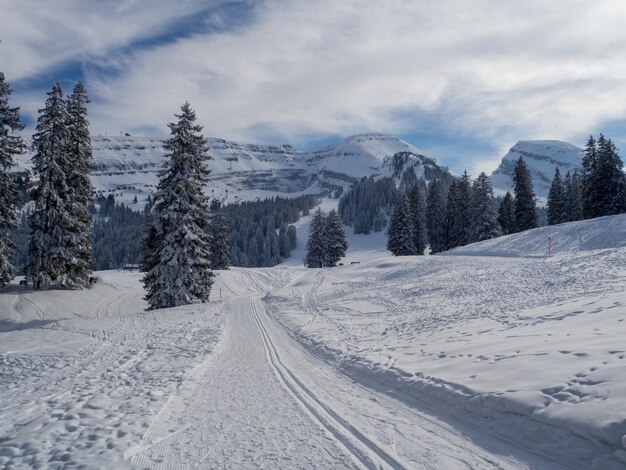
[0,0,216,81]
[6,0,626,172]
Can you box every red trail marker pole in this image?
[548,236,551,258]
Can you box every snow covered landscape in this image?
[1,209,625,468]
[4,1,626,469]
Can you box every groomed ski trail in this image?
[130,269,565,469]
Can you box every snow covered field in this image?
[267,214,626,469]
[1,213,625,468]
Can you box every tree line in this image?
[547,134,626,225]
[386,158,539,256]
[0,74,317,302]
[219,194,318,267]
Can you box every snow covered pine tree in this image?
[512,157,538,232]
[468,172,501,242]
[497,191,515,235]
[142,103,213,309]
[387,193,416,256]
[65,82,95,287]
[0,72,25,287]
[27,83,77,289]
[26,82,94,289]
[323,209,348,267]
[547,167,566,225]
[426,179,447,254]
[407,184,427,255]
[304,208,325,268]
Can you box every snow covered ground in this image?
[267,213,626,469]
[1,212,625,468]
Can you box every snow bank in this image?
[265,215,626,468]
[445,213,626,258]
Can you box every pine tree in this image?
[387,193,416,256]
[563,170,583,222]
[426,179,447,254]
[581,135,599,219]
[323,209,348,266]
[27,82,75,289]
[512,157,537,232]
[498,192,515,235]
[0,73,25,287]
[449,171,472,248]
[278,222,291,258]
[444,180,458,250]
[209,210,230,270]
[64,82,94,287]
[304,208,325,268]
[469,173,501,242]
[407,184,427,255]
[547,167,565,225]
[596,135,626,216]
[287,225,297,250]
[142,102,213,309]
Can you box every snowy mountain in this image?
[15,133,451,207]
[491,140,583,199]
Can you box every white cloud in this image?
[6,0,626,170]
[0,0,214,80]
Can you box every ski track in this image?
[0,262,596,469]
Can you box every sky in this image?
[2,0,626,175]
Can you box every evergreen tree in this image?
[209,210,230,270]
[497,192,515,235]
[287,224,297,250]
[581,135,599,219]
[0,73,25,287]
[596,135,626,216]
[563,170,583,222]
[469,173,501,242]
[448,171,472,248]
[407,184,427,255]
[304,208,325,268]
[387,194,415,256]
[323,209,348,266]
[547,167,565,225]
[64,82,94,287]
[426,179,447,254]
[512,157,537,232]
[27,82,75,289]
[142,102,213,309]
[444,180,458,250]
[278,222,291,258]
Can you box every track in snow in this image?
[250,295,405,469]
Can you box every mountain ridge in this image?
[14,132,451,207]
[491,140,583,199]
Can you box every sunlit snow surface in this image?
[1,210,626,468]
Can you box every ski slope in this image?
[1,214,625,468]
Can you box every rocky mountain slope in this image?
[15,133,452,208]
[491,140,583,200]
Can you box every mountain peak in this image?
[491,139,583,199]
